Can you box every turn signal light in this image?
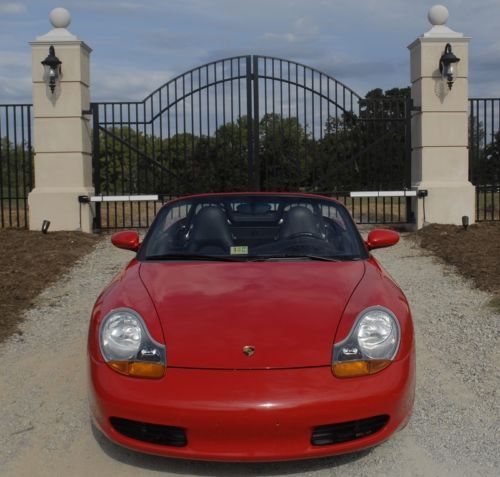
[332,360,391,378]
[108,361,165,379]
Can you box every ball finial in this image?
[428,5,449,26]
[49,7,71,29]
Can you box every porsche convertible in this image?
[88,192,415,461]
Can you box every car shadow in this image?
[91,422,372,476]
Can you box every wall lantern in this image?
[439,43,460,90]
[41,45,62,94]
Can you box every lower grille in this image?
[110,417,187,447]
[311,415,389,446]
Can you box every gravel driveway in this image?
[0,236,498,476]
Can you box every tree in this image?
[483,130,500,185]
[94,86,414,196]
[257,113,307,191]
[357,87,410,189]
[0,137,32,199]
[315,113,362,191]
[313,87,410,192]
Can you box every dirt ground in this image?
[1,222,499,344]
[0,230,101,343]
[414,222,500,298]
[0,235,497,477]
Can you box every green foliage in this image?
[469,118,500,186]
[314,114,362,191]
[365,87,411,99]
[97,118,252,196]
[483,130,500,184]
[96,89,412,196]
[0,137,33,198]
[469,119,485,184]
[314,87,410,191]
[0,86,415,202]
[257,113,307,191]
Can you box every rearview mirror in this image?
[111,231,140,252]
[366,229,400,251]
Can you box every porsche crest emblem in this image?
[242,345,255,357]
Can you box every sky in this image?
[0,0,499,103]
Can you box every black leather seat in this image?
[187,206,233,253]
[279,206,323,240]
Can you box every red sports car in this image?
[88,192,415,461]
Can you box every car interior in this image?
[144,197,361,258]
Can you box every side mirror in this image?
[111,231,140,252]
[366,229,400,251]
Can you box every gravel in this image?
[0,235,498,476]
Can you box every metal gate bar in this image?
[469,98,500,221]
[90,56,413,230]
[0,104,33,228]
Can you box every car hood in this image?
[139,261,365,369]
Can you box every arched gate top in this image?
[135,55,363,119]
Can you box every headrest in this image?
[187,206,233,251]
[279,206,322,240]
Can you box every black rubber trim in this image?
[110,417,187,447]
[311,414,389,446]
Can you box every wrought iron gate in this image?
[0,104,33,228]
[91,55,412,229]
[469,98,500,221]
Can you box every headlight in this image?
[101,312,142,360]
[99,308,166,378]
[357,309,398,359]
[332,306,400,378]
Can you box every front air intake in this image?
[110,417,187,447]
[311,415,389,446]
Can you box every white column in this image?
[409,5,475,229]
[28,8,94,232]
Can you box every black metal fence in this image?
[469,98,500,221]
[0,104,33,228]
[2,74,499,230]
[92,55,412,229]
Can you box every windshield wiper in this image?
[144,253,244,262]
[145,253,354,263]
[251,254,343,262]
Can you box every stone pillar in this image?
[28,8,94,232]
[409,5,475,229]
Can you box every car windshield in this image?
[139,195,367,262]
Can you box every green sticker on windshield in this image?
[230,246,249,255]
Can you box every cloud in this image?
[469,42,500,96]
[71,1,145,12]
[261,16,320,45]
[261,32,297,44]
[470,41,500,72]
[0,50,31,101]
[0,2,26,14]
[0,50,30,68]
[141,29,208,57]
[0,52,174,103]
[316,54,400,78]
[0,74,30,101]
[1,0,500,102]
[92,64,174,101]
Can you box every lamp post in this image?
[41,45,62,94]
[439,43,460,90]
